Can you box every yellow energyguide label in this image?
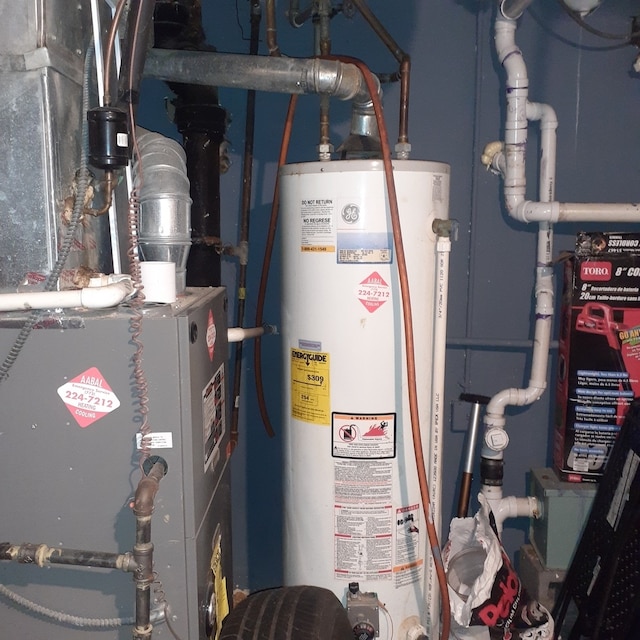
[290,347,330,425]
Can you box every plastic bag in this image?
[443,494,554,640]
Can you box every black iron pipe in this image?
[0,542,135,571]
[152,3,228,287]
[132,456,168,640]
[229,0,261,455]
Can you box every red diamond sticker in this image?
[206,309,217,361]
[57,367,121,428]
[356,271,390,313]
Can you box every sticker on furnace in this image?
[57,366,120,428]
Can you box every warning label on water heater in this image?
[300,199,335,253]
[290,347,330,425]
[334,459,393,581]
[332,412,396,459]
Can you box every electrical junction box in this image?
[529,468,596,570]
[553,231,640,482]
[0,287,232,640]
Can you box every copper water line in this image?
[265,0,281,57]
[349,0,411,146]
[86,171,115,217]
[317,0,332,150]
[398,56,411,145]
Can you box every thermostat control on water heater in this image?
[347,583,380,640]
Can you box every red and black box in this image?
[554,231,640,482]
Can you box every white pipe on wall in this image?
[481,12,555,522]
[481,3,640,524]
[227,326,265,343]
[425,230,452,639]
[488,14,640,225]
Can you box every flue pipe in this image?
[145,49,380,115]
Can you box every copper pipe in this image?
[398,56,411,144]
[265,0,281,56]
[349,0,406,63]
[86,171,115,217]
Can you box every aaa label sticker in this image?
[57,366,120,428]
[356,271,390,313]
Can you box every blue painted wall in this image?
[139,0,640,592]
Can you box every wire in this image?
[253,94,299,438]
[125,2,152,471]
[325,54,451,640]
[0,582,165,628]
[378,600,394,640]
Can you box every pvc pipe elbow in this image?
[527,101,558,129]
[80,280,134,309]
[490,496,540,533]
[513,200,560,223]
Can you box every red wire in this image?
[324,54,452,640]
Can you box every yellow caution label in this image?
[290,348,330,425]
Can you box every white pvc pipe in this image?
[491,496,540,536]
[425,232,452,639]
[227,326,265,343]
[0,277,134,312]
[494,14,640,226]
[482,15,557,513]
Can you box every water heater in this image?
[279,159,450,637]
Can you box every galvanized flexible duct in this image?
[132,128,192,294]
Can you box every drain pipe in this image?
[479,8,555,530]
[483,8,640,224]
[0,275,134,312]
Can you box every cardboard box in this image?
[554,232,640,482]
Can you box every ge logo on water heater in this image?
[341,203,360,224]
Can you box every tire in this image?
[219,585,354,640]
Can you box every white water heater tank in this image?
[279,159,450,637]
